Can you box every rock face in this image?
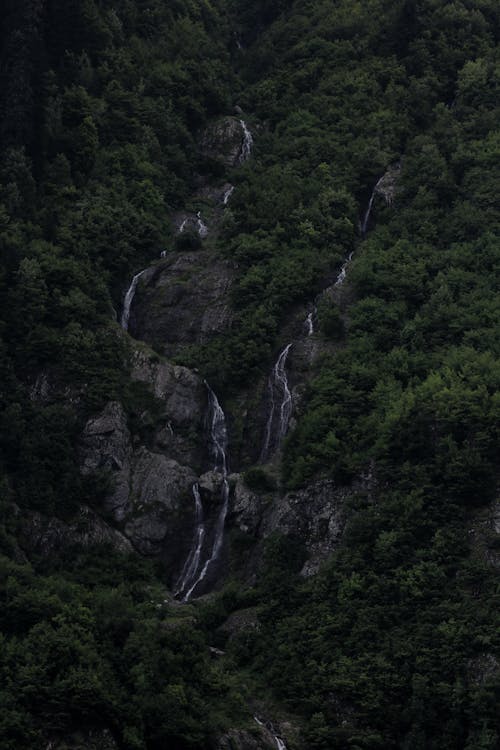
[130,250,235,359]
[375,161,401,206]
[230,477,350,577]
[268,479,348,577]
[200,116,250,167]
[18,505,132,558]
[79,349,208,566]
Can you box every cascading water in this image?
[334,250,354,287]
[222,185,235,205]
[196,212,209,238]
[305,311,315,336]
[253,718,288,750]
[260,344,293,462]
[239,120,254,163]
[121,269,147,331]
[361,175,384,235]
[182,383,230,601]
[174,484,205,599]
[179,218,188,233]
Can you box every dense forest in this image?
[0,0,499,749]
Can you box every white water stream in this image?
[334,250,354,287]
[174,484,205,599]
[222,185,235,205]
[182,384,229,601]
[260,344,293,461]
[254,717,288,750]
[239,120,254,163]
[120,269,148,331]
[361,175,384,235]
[196,211,209,238]
[305,311,315,336]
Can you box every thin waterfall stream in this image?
[332,174,383,291]
[260,343,293,462]
[181,383,230,601]
[174,484,205,599]
[305,310,315,336]
[121,268,148,331]
[361,175,384,235]
[254,717,288,750]
[239,120,254,163]
[222,185,235,205]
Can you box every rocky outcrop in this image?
[80,401,132,521]
[129,250,235,358]
[467,653,500,687]
[122,449,197,556]
[200,117,250,167]
[267,479,348,577]
[230,477,351,577]
[79,349,209,566]
[18,505,132,558]
[375,161,402,206]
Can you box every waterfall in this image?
[196,212,209,238]
[222,185,235,205]
[179,218,188,234]
[239,120,254,163]
[361,175,384,235]
[305,311,315,336]
[183,383,230,601]
[254,718,288,750]
[260,344,293,461]
[120,269,147,331]
[334,251,354,287]
[174,484,205,599]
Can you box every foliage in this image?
[0,0,499,748]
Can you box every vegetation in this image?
[0,0,499,748]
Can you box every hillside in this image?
[0,1,499,749]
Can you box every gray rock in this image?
[130,250,235,358]
[78,348,209,563]
[81,401,132,521]
[231,474,264,535]
[467,653,500,686]
[230,477,349,578]
[218,606,260,643]
[199,116,248,167]
[124,449,197,556]
[131,348,205,427]
[375,161,402,206]
[268,479,347,576]
[18,505,132,557]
